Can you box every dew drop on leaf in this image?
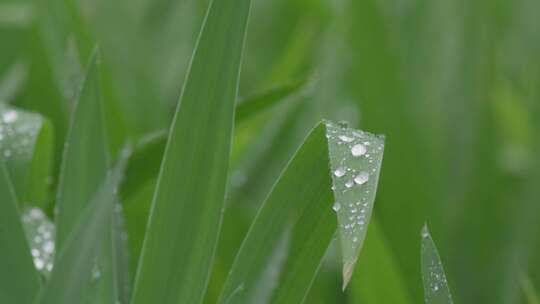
[334,167,346,177]
[2,110,18,124]
[353,171,369,185]
[351,144,367,157]
[339,135,354,143]
[21,207,55,276]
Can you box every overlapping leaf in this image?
[421,225,454,304]
[219,121,385,303]
[131,0,252,302]
[0,162,40,304]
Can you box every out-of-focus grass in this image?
[1,0,540,303]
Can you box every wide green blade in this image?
[0,104,54,209]
[421,225,454,304]
[54,50,117,303]
[0,162,40,304]
[131,0,252,302]
[219,122,385,303]
[326,122,385,288]
[37,154,128,304]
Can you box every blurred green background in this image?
[1,0,539,303]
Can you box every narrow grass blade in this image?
[37,154,128,304]
[236,78,307,122]
[0,60,28,102]
[219,122,385,303]
[0,162,40,304]
[0,104,54,208]
[54,50,117,303]
[131,0,252,302]
[349,219,413,304]
[218,123,334,304]
[55,49,108,250]
[421,225,454,304]
[21,0,127,165]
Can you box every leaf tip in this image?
[342,257,358,291]
[421,223,430,239]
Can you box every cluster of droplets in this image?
[0,107,40,160]
[327,128,383,194]
[325,121,384,253]
[332,199,371,242]
[421,227,452,302]
[425,256,449,295]
[21,207,55,276]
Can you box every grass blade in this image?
[131,0,252,302]
[54,50,117,303]
[0,162,40,304]
[236,78,307,122]
[0,60,28,102]
[218,123,334,304]
[55,49,108,250]
[219,121,384,303]
[421,225,454,304]
[326,122,385,288]
[121,77,306,203]
[37,153,128,304]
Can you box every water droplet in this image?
[92,264,101,280]
[421,225,430,239]
[351,144,367,157]
[21,208,55,277]
[34,258,45,270]
[2,110,18,124]
[332,202,341,212]
[338,135,354,143]
[345,180,354,188]
[353,171,369,185]
[334,167,346,177]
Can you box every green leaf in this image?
[0,104,54,209]
[349,219,413,304]
[131,0,252,302]
[54,50,118,303]
[0,162,40,304]
[121,78,306,204]
[236,78,307,123]
[55,49,108,250]
[219,122,385,303]
[326,122,384,288]
[0,60,28,102]
[37,152,129,304]
[19,0,128,169]
[421,225,454,304]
